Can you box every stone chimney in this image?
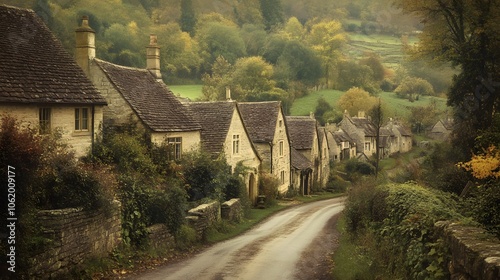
[226,87,232,100]
[309,112,315,119]
[358,111,365,118]
[75,16,95,76]
[147,34,161,80]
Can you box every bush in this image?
[175,224,197,249]
[345,182,465,279]
[325,174,351,193]
[259,172,279,206]
[464,184,500,238]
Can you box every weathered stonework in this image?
[436,221,500,280]
[147,224,175,249]
[221,198,243,223]
[186,201,221,239]
[30,201,121,279]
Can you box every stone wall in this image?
[436,221,500,280]
[147,224,175,249]
[186,201,220,239]
[30,201,121,279]
[221,199,243,223]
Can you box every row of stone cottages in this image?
[0,6,412,204]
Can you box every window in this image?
[232,135,240,154]
[280,170,285,184]
[75,108,89,131]
[167,137,182,160]
[39,108,51,134]
[279,120,283,127]
[279,141,284,156]
[365,142,370,151]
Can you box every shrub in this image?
[325,174,351,193]
[345,182,465,279]
[258,172,279,206]
[463,184,500,238]
[175,224,197,249]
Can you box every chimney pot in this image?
[147,34,161,80]
[226,87,231,100]
[75,16,95,76]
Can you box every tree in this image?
[395,0,500,153]
[359,52,385,82]
[307,20,347,88]
[201,56,233,101]
[369,99,383,177]
[259,0,285,31]
[275,40,323,86]
[458,145,500,180]
[337,60,379,93]
[197,21,247,68]
[180,0,197,36]
[394,76,434,102]
[230,56,276,100]
[337,87,378,116]
[409,102,442,134]
[314,97,333,126]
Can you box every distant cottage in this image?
[0,5,107,157]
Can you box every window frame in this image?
[232,134,240,154]
[167,137,182,160]
[74,107,90,131]
[39,107,51,134]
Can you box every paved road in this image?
[133,197,345,280]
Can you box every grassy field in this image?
[169,85,203,100]
[290,89,448,120]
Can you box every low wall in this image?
[30,201,121,279]
[221,198,243,222]
[436,221,500,280]
[186,201,220,239]
[147,224,175,249]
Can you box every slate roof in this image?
[291,147,312,170]
[0,5,105,105]
[238,101,281,143]
[350,116,377,136]
[333,129,356,146]
[286,116,317,150]
[184,101,236,154]
[95,59,200,132]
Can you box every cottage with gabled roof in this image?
[290,147,313,194]
[286,116,320,194]
[429,118,454,141]
[339,111,377,158]
[184,101,261,203]
[238,101,291,193]
[74,17,201,158]
[0,5,107,157]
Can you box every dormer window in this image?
[75,108,89,131]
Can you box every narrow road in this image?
[133,197,345,280]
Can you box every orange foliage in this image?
[457,145,500,180]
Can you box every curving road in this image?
[133,197,345,280]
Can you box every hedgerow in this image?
[345,181,467,279]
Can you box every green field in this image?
[290,89,448,120]
[168,85,203,100]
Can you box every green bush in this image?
[345,182,465,279]
[258,172,279,206]
[463,183,500,238]
[175,224,198,249]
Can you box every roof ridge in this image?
[94,58,150,73]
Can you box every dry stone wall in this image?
[186,201,220,239]
[30,201,121,279]
[221,198,243,223]
[436,221,500,280]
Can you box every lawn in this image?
[168,85,203,100]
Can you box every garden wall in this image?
[221,198,243,222]
[30,201,121,279]
[147,224,175,249]
[186,201,220,239]
[436,221,500,280]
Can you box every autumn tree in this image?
[395,0,500,153]
[337,87,378,116]
[230,56,276,100]
[201,56,233,101]
[394,76,434,102]
[336,60,379,93]
[359,52,385,82]
[409,102,442,134]
[306,19,347,88]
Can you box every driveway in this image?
[132,197,346,280]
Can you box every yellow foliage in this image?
[457,145,500,180]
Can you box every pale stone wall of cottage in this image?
[88,61,140,128]
[272,110,291,193]
[340,117,364,155]
[223,109,260,202]
[151,130,201,154]
[319,132,330,187]
[0,104,103,157]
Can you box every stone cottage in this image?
[75,17,201,158]
[0,6,107,157]
[184,101,261,203]
[238,101,291,194]
[429,118,454,141]
[339,111,377,158]
[286,116,321,193]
